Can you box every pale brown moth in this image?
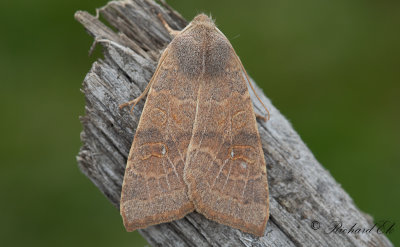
[119,13,270,237]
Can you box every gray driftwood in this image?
[75,1,393,246]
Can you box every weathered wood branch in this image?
[75,1,393,246]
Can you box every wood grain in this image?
[75,0,394,246]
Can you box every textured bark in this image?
[75,1,393,246]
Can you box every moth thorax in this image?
[192,14,215,27]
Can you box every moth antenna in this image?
[209,13,215,23]
[233,53,270,122]
[158,13,180,37]
[119,48,170,112]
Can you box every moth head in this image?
[191,13,215,27]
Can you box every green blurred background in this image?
[0,0,398,246]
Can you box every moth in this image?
[119,13,269,237]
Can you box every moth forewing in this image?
[119,30,195,231]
